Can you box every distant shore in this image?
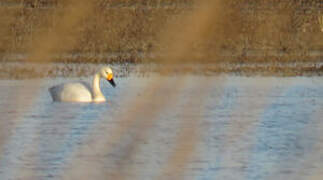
[1,1,322,63]
[0,0,322,78]
[1,60,323,79]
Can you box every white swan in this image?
[49,66,116,102]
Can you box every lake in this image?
[0,75,322,180]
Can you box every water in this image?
[0,75,323,180]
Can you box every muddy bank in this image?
[1,62,323,79]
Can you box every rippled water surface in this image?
[0,75,323,180]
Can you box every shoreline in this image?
[1,61,323,79]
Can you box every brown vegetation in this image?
[0,0,322,64]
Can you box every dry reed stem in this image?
[157,78,215,180]
[213,79,299,180]
[154,0,228,178]
[170,81,276,180]
[104,80,187,180]
[27,0,95,63]
[62,0,227,178]
[154,0,224,64]
[11,101,90,179]
[318,14,323,32]
[213,80,285,178]
[62,77,186,179]
[1,0,97,124]
[0,0,97,177]
[0,2,29,153]
[8,0,97,122]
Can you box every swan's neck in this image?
[92,73,106,102]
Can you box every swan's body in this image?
[49,82,94,102]
[49,66,116,102]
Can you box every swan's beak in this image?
[107,73,116,87]
[108,78,116,87]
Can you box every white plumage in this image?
[49,66,116,102]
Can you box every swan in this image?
[49,66,116,102]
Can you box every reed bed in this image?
[0,0,322,64]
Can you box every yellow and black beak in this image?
[107,74,116,87]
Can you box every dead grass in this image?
[0,0,322,64]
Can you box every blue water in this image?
[0,76,322,180]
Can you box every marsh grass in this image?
[0,0,322,64]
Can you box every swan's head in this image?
[100,66,116,87]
